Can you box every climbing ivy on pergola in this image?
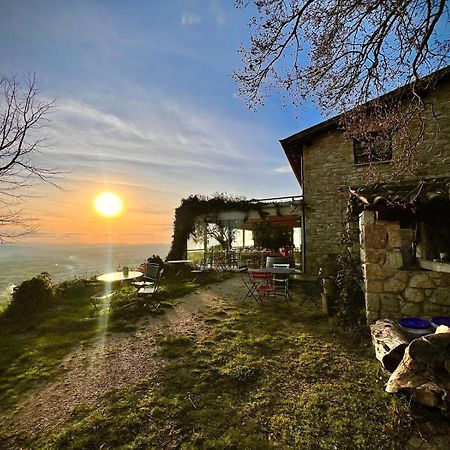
[166,194,266,261]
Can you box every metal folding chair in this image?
[250,271,276,301]
[131,263,159,287]
[136,268,164,297]
[132,263,160,288]
[90,289,115,311]
[272,264,291,301]
[191,259,209,282]
[298,278,321,307]
[238,265,259,301]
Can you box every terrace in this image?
[185,195,304,270]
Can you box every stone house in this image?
[280,67,450,322]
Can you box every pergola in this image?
[187,195,305,265]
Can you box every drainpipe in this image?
[301,201,306,273]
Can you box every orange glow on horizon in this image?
[17,183,177,245]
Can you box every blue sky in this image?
[0,0,323,243]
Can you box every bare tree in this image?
[234,0,449,112]
[0,74,56,242]
[193,220,236,251]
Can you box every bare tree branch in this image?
[234,0,450,111]
[234,0,449,174]
[0,74,58,242]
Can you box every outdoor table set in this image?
[239,266,294,302]
[240,266,320,307]
[91,262,167,307]
[166,259,192,275]
[89,269,143,310]
[97,270,143,283]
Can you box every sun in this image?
[94,191,123,218]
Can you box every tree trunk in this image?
[370,319,410,373]
[386,326,450,412]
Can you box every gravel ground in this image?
[1,276,244,441]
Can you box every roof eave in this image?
[280,65,450,150]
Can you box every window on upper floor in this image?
[353,132,392,165]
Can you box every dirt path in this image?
[1,276,244,441]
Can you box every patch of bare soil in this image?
[1,276,244,441]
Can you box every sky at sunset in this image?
[0,0,324,244]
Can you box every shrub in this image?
[55,278,87,299]
[5,272,55,319]
[146,254,164,267]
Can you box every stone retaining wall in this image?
[360,211,450,323]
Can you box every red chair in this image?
[250,271,276,301]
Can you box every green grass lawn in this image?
[0,282,97,412]
[0,271,230,413]
[38,297,412,449]
[0,274,446,449]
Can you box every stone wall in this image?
[301,81,450,274]
[360,211,450,323]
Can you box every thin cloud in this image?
[35,93,300,218]
[274,165,292,173]
[181,13,202,26]
[48,98,265,177]
[208,0,226,25]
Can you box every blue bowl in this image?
[431,316,450,328]
[399,317,431,329]
[398,317,433,338]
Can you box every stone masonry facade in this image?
[298,79,450,274]
[360,211,450,323]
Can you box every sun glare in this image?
[95,191,123,218]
